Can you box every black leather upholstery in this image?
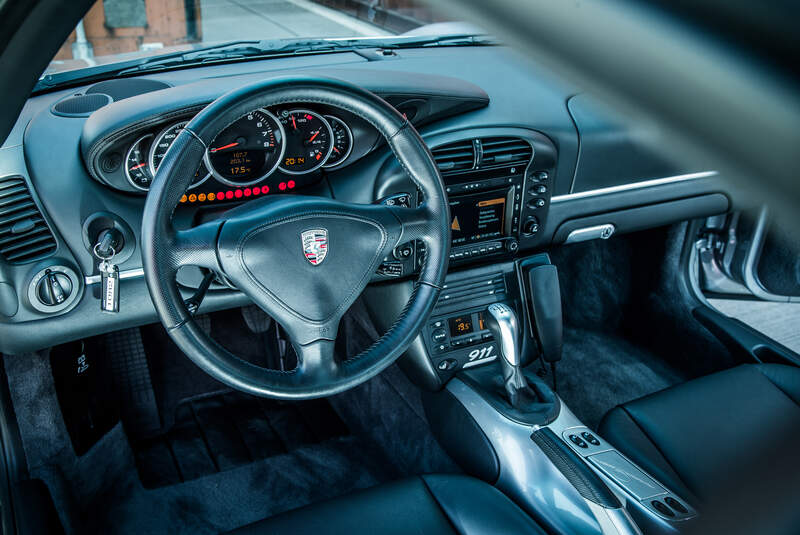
[599,363,800,504]
[225,475,547,535]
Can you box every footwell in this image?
[134,392,350,488]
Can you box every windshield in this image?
[47,0,459,76]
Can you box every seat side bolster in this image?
[756,363,800,406]
[421,474,548,535]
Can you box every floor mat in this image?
[133,392,349,488]
[557,327,690,430]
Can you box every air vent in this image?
[436,271,506,309]
[431,140,476,173]
[479,137,533,168]
[0,177,57,264]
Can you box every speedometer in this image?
[278,109,333,174]
[204,109,284,186]
[149,121,211,189]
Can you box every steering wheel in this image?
[141,76,450,399]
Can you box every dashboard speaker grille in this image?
[431,139,476,174]
[86,78,170,101]
[479,137,533,168]
[0,176,57,264]
[51,93,112,117]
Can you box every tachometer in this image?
[278,109,333,174]
[149,121,211,189]
[323,115,353,168]
[204,109,284,186]
[125,134,154,191]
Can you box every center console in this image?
[364,250,698,535]
[366,129,697,534]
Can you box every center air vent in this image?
[431,140,476,174]
[479,137,533,168]
[0,176,57,264]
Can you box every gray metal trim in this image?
[85,267,144,285]
[565,223,616,244]
[552,171,718,203]
[446,377,633,535]
[742,206,799,302]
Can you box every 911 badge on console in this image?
[301,229,328,265]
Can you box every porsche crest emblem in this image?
[301,229,328,265]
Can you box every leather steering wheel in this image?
[141,76,449,399]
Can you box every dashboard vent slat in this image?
[0,177,56,264]
[479,137,533,168]
[431,140,476,173]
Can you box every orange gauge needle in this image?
[210,142,239,152]
[129,163,146,171]
[291,116,297,130]
[307,130,319,143]
[332,147,340,154]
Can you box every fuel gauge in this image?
[125,134,154,191]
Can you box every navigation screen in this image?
[449,189,509,245]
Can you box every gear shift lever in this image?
[484,303,528,408]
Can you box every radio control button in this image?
[535,171,549,181]
[527,198,546,209]
[530,184,547,195]
[505,239,519,252]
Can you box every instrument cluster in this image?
[119,106,354,204]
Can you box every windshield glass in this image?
[47,0,456,76]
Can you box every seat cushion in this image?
[226,474,547,535]
[599,363,800,503]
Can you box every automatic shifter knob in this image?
[484,303,527,407]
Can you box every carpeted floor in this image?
[4,302,459,534]
[556,327,690,430]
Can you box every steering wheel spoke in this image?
[386,203,437,244]
[169,220,224,272]
[292,338,339,382]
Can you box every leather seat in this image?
[599,363,800,504]
[226,474,547,535]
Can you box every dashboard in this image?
[0,45,732,354]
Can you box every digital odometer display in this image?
[205,109,284,186]
[278,109,333,174]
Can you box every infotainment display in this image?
[449,188,511,245]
